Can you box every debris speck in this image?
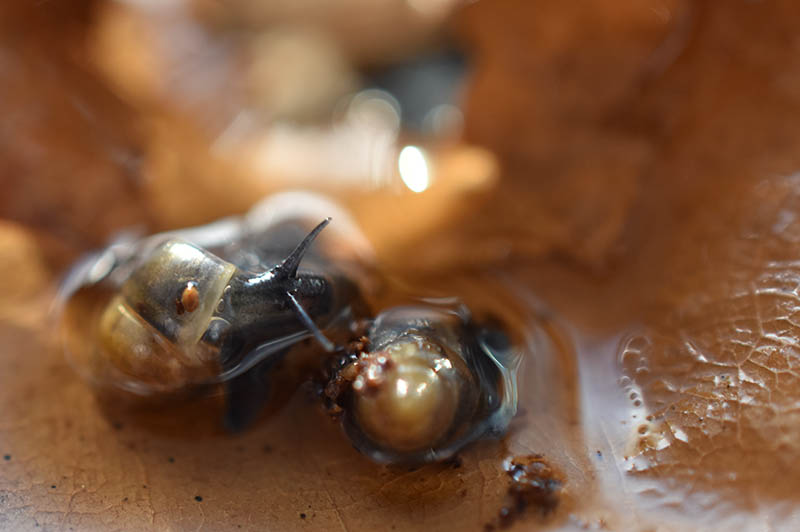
[445,455,463,469]
[486,454,563,530]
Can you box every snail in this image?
[325,303,521,464]
[59,192,523,458]
[58,192,370,430]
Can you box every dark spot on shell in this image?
[167,457,175,463]
[300,513,306,519]
[3,454,10,461]
[51,485,56,489]
[195,495,203,502]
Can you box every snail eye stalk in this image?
[249,217,335,352]
[286,290,335,352]
[272,217,331,280]
[277,218,335,352]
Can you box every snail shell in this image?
[336,304,521,464]
[96,241,237,393]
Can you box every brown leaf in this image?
[7,0,800,530]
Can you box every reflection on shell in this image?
[333,304,521,464]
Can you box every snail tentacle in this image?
[286,290,335,352]
[271,217,331,280]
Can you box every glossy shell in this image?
[93,241,237,393]
[338,304,521,464]
[113,240,236,347]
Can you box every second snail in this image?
[58,192,523,464]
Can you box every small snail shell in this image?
[351,339,477,453]
[96,240,237,393]
[336,304,520,464]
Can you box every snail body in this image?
[60,193,371,430]
[98,219,337,392]
[332,304,521,464]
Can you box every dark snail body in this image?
[61,206,367,431]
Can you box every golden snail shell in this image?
[333,304,520,464]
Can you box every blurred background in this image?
[0,0,690,276]
[5,0,800,530]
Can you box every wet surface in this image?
[492,455,563,530]
[617,176,800,510]
[5,0,800,530]
[6,258,586,531]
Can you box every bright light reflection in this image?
[396,379,409,397]
[398,145,430,193]
[433,358,452,372]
